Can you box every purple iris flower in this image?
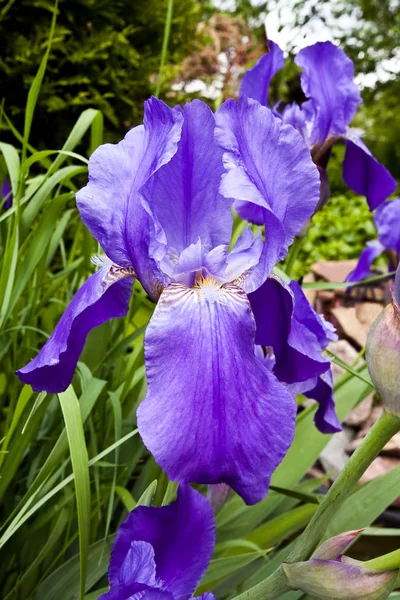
[99,485,216,600]
[239,40,397,222]
[17,96,324,504]
[347,197,400,284]
[250,276,341,434]
[2,178,12,210]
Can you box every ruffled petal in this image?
[346,240,384,284]
[108,485,215,600]
[99,585,173,600]
[215,97,320,252]
[76,97,183,297]
[304,371,342,434]
[374,197,400,253]
[137,281,296,505]
[119,541,158,588]
[295,42,361,145]
[16,266,133,393]
[343,133,397,210]
[224,228,263,282]
[249,277,330,384]
[239,40,284,106]
[288,280,338,347]
[142,100,232,259]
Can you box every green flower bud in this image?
[283,530,398,600]
[366,267,400,415]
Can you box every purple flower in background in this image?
[2,178,12,210]
[99,485,216,600]
[17,96,323,504]
[239,41,396,222]
[250,276,341,434]
[347,197,400,284]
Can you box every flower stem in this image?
[364,548,400,571]
[233,410,400,600]
[155,0,174,98]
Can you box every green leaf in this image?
[114,486,136,512]
[58,386,91,600]
[323,464,400,541]
[245,503,318,549]
[35,536,115,600]
[197,551,268,593]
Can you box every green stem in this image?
[155,0,174,98]
[233,410,400,600]
[364,548,400,571]
[285,235,303,279]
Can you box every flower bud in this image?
[207,483,232,512]
[283,558,397,600]
[282,530,398,600]
[366,265,400,415]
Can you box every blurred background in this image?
[1,0,399,266]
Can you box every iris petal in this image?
[343,133,397,210]
[138,281,296,505]
[346,240,384,284]
[239,40,284,107]
[375,198,400,253]
[215,97,320,252]
[76,97,183,298]
[142,99,233,259]
[16,267,133,393]
[295,42,361,145]
[108,486,215,600]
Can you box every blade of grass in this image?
[58,386,91,600]
[155,0,174,97]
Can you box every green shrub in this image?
[0,0,200,147]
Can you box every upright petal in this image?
[343,133,397,210]
[239,41,284,106]
[16,265,133,393]
[108,485,215,600]
[295,42,361,145]
[215,97,320,253]
[346,240,384,284]
[137,281,296,505]
[142,100,233,259]
[76,97,183,297]
[375,197,400,253]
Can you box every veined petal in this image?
[142,100,233,260]
[343,133,397,210]
[239,40,284,106]
[250,277,330,384]
[108,485,215,600]
[119,541,158,588]
[76,97,183,297]
[295,42,361,145]
[99,585,173,600]
[224,228,263,282]
[346,240,384,284]
[138,281,296,505]
[375,198,400,253]
[215,97,320,250]
[16,266,133,393]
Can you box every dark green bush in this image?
[0,0,200,147]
